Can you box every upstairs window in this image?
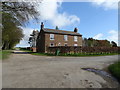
[64,35,68,41]
[74,36,78,41]
[50,34,54,40]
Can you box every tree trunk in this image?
[2,42,6,50]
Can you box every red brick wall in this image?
[45,33,82,53]
[36,30,45,53]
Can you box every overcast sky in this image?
[16,0,118,47]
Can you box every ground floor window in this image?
[64,43,67,46]
[58,43,61,46]
[50,43,54,47]
[74,44,78,46]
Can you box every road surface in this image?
[2,50,119,88]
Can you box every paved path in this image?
[2,50,119,88]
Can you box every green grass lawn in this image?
[108,61,120,82]
[0,50,12,60]
[31,53,55,56]
[19,48,32,52]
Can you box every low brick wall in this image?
[47,46,119,54]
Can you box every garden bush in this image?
[108,61,120,82]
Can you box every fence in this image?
[47,46,120,54]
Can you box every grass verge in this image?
[19,48,32,52]
[31,53,55,56]
[108,61,120,82]
[0,50,12,60]
[0,50,2,59]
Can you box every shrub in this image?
[108,61,120,82]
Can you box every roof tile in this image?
[43,28,82,36]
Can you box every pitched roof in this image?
[43,28,82,36]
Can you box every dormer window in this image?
[64,35,68,41]
[50,34,54,40]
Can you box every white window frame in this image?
[58,43,61,46]
[74,44,78,46]
[64,35,68,41]
[64,43,67,46]
[74,36,78,42]
[50,43,54,47]
[50,34,54,40]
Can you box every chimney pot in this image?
[41,22,44,30]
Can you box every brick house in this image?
[36,22,82,53]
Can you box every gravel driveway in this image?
[2,50,119,88]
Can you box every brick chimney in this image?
[74,27,78,33]
[41,22,44,30]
